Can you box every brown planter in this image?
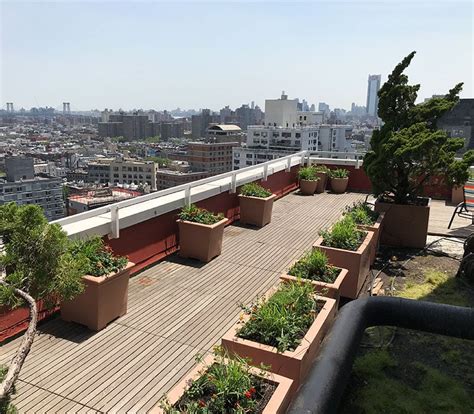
[356,212,385,265]
[313,231,374,299]
[177,217,228,262]
[239,193,276,227]
[150,354,293,414]
[452,185,464,205]
[330,177,349,194]
[299,179,318,195]
[222,293,336,394]
[61,261,134,331]
[374,199,430,249]
[316,172,328,193]
[280,266,349,307]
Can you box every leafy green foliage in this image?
[298,166,318,181]
[178,204,224,225]
[0,365,17,414]
[145,156,171,167]
[344,202,379,226]
[329,168,349,179]
[161,347,268,413]
[239,183,272,198]
[237,282,320,352]
[0,203,87,309]
[288,250,340,283]
[319,216,365,251]
[70,236,128,277]
[313,165,330,174]
[363,51,474,204]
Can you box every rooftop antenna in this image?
[281,91,288,100]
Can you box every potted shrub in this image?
[363,51,474,248]
[313,216,374,299]
[297,166,319,195]
[155,347,293,414]
[61,236,133,331]
[280,249,348,305]
[222,282,336,394]
[177,204,228,262]
[314,165,330,193]
[329,168,349,193]
[344,202,385,264]
[238,183,276,227]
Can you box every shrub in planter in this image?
[314,165,330,193]
[329,168,349,193]
[222,282,336,393]
[156,347,293,414]
[297,166,319,195]
[314,216,374,299]
[363,51,474,248]
[61,236,132,331]
[281,249,349,304]
[177,204,228,262]
[239,183,276,227]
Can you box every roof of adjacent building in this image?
[208,124,241,132]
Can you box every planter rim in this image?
[375,196,431,207]
[315,230,374,255]
[299,178,319,182]
[225,289,336,361]
[176,217,229,229]
[330,177,349,181]
[82,261,134,284]
[281,266,349,291]
[151,354,293,414]
[356,211,385,231]
[238,193,277,202]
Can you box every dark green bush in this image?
[288,250,340,283]
[319,216,366,251]
[178,204,224,225]
[239,183,272,198]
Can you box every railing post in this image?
[286,156,292,172]
[110,205,119,239]
[230,172,237,193]
[300,153,305,166]
[262,164,269,181]
[184,186,191,206]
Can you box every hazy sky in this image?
[1,0,472,112]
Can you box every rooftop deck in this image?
[1,191,365,413]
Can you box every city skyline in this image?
[1,0,472,110]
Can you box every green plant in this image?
[319,216,365,251]
[70,236,128,277]
[313,165,330,174]
[288,250,340,283]
[239,183,272,198]
[237,282,320,352]
[0,365,17,414]
[161,347,269,413]
[344,202,379,226]
[363,51,474,205]
[298,166,318,181]
[178,204,224,225]
[329,168,349,179]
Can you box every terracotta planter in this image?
[330,177,349,194]
[239,193,276,227]
[452,185,464,205]
[313,231,374,299]
[177,217,228,262]
[356,212,385,265]
[222,293,337,394]
[280,266,349,307]
[374,198,430,249]
[316,172,328,193]
[299,179,318,195]
[150,355,293,414]
[61,261,134,331]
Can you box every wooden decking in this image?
[0,191,365,414]
[428,199,474,238]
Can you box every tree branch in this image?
[0,280,37,400]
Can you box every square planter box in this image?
[313,231,374,299]
[177,217,228,262]
[280,266,348,307]
[61,261,134,331]
[222,292,336,394]
[150,354,293,414]
[452,185,464,205]
[356,212,385,265]
[316,172,328,193]
[239,193,276,227]
[374,198,430,249]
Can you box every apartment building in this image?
[188,141,240,175]
[156,170,209,190]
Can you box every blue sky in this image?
[1,0,472,111]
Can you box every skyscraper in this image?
[366,74,381,117]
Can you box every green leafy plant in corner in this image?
[319,215,366,251]
[239,183,272,198]
[313,165,330,174]
[237,282,320,352]
[329,168,349,179]
[288,249,340,283]
[344,201,379,226]
[178,204,224,225]
[298,166,318,181]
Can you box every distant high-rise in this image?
[366,75,381,117]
